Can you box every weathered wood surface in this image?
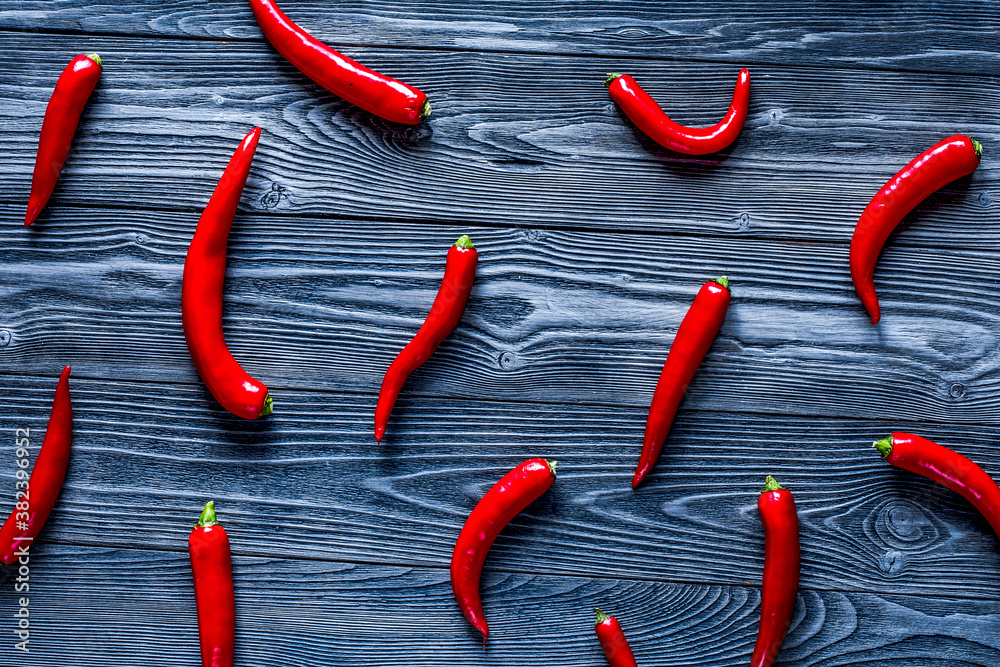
[2,1,1000,665]
[2,207,999,424]
[1,33,997,240]
[3,545,1000,666]
[3,373,1000,603]
[1,1,998,76]
[0,544,1000,667]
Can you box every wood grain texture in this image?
[5,373,1000,600]
[3,3,1000,665]
[2,208,1000,423]
[3,546,1000,666]
[1,1,998,76]
[1,33,997,239]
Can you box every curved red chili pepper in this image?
[633,277,731,488]
[451,457,556,645]
[0,367,72,564]
[594,608,639,667]
[605,69,749,155]
[374,235,478,442]
[24,53,102,226]
[751,475,800,667]
[248,0,429,125]
[850,135,981,324]
[189,501,235,667]
[182,127,271,420]
[873,433,1000,537]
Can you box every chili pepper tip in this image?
[546,460,558,476]
[84,53,102,67]
[762,475,784,493]
[604,73,623,88]
[259,393,273,418]
[712,275,731,291]
[420,99,432,120]
[971,138,983,160]
[872,436,894,459]
[453,235,475,250]
[24,203,42,227]
[594,608,610,624]
[196,501,219,528]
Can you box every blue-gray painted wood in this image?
[4,545,1000,666]
[1,1,999,665]
[10,348,1000,665]
[4,375,1000,602]
[2,207,999,425]
[1,1,998,76]
[0,33,996,239]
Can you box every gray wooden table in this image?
[1,2,999,665]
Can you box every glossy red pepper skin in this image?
[24,53,103,226]
[633,277,731,488]
[874,433,1000,537]
[0,367,72,564]
[182,127,271,420]
[374,236,478,442]
[451,458,556,645]
[606,69,749,155]
[248,0,429,124]
[189,502,236,667]
[850,135,981,324]
[595,609,639,667]
[751,476,800,667]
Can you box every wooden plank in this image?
[1,1,998,76]
[1,34,997,239]
[2,209,1000,423]
[6,373,1000,600]
[5,546,1000,666]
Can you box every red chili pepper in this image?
[605,69,749,155]
[248,0,429,125]
[182,127,271,420]
[189,501,235,667]
[0,367,72,564]
[873,433,1000,537]
[374,235,478,442]
[594,608,639,667]
[751,475,800,667]
[849,135,981,324]
[24,53,102,227]
[633,277,731,488]
[451,457,556,645]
